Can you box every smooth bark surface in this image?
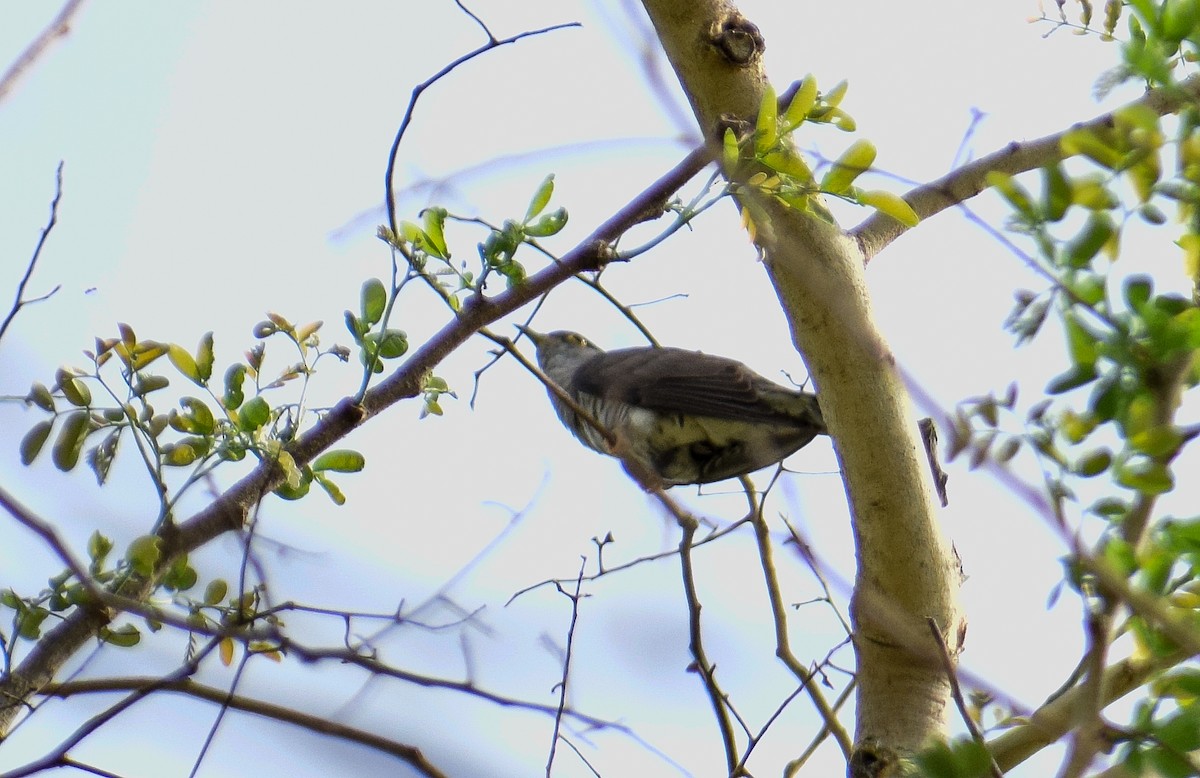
[639,0,964,771]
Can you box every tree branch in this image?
[0,145,709,735]
[0,162,64,345]
[38,676,448,778]
[0,0,86,105]
[852,73,1200,262]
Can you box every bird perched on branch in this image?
[517,326,827,487]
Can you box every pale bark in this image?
[639,1,964,772]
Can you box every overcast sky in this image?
[0,3,1179,777]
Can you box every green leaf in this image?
[1124,275,1153,311]
[858,190,918,227]
[421,206,449,259]
[223,364,247,410]
[168,345,201,385]
[524,174,555,222]
[26,382,55,412]
[1072,175,1120,209]
[88,430,120,486]
[1160,0,1200,42]
[132,375,170,397]
[88,531,113,568]
[1063,312,1100,369]
[99,623,141,648]
[204,579,229,606]
[987,172,1036,217]
[56,368,91,407]
[314,473,346,505]
[273,478,311,500]
[761,149,813,181]
[375,329,408,359]
[18,607,50,640]
[238,396,270,431]
[1072,448,1113,477]
[1046,364,1098,394]
[161,554,197,592]
[820,139,877,194]
[52,411,91,471]
[126,535,161,577]
[20,420,53,466]
[1065,212,1116,268]
[722,127,740,170]
[1042,164,1072,221]
[524,207,568,237]
[360,278,387,326]
[821,80,848,109]
[312,450,366,473]
[1130,425,1183,457]
[1115,459,1174,494]
[1062,127,1124,168]
[781,75,817,131]
[161,442,197,467]
[754,83,778,155]
[196,332,215,382]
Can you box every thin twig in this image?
[1,162,65,344]
[384,19,581,235]
[546,558,587,777]
[926,617,1004,778]
[676,514,741,773]
[38,671,449,778]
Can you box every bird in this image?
[517,326,827,487]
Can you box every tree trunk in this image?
[638,1,965,772]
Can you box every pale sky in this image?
[0,3,1179,777]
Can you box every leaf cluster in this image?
[722,76,919,238]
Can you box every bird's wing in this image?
[572,346,807,424]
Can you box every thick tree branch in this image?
[852,73,1200,262]
[0,147,710,736]
[638,1,963,770]
[988,648,1189,772]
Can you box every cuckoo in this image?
[518,326,827,486]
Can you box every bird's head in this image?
[515,326,603,380]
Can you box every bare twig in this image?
[2,640,222,778]
[676,512,741,772]
[745,490,853,762]
[1,162,65,344]
[0,0,85,104]
[384,18,581,235]
[546,559,588,777]
[37,673,449,778]
[926,617,1003,778]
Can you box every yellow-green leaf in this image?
[820,139,876,194]
[312,450,366,473]
[722,127,740,171]
[782,75,817,131]
[360,278,386,326]
[755,84,778,155]
[51,411,90,471]
[126,535,161,577]
[168,345,201,385]
[524,174,555,223]
[56,368,91,407]
[858,190,919,227]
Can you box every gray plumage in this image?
[519,327,827,486]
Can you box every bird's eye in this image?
[566,333,588,347]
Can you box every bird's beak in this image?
[515,324,545,344]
